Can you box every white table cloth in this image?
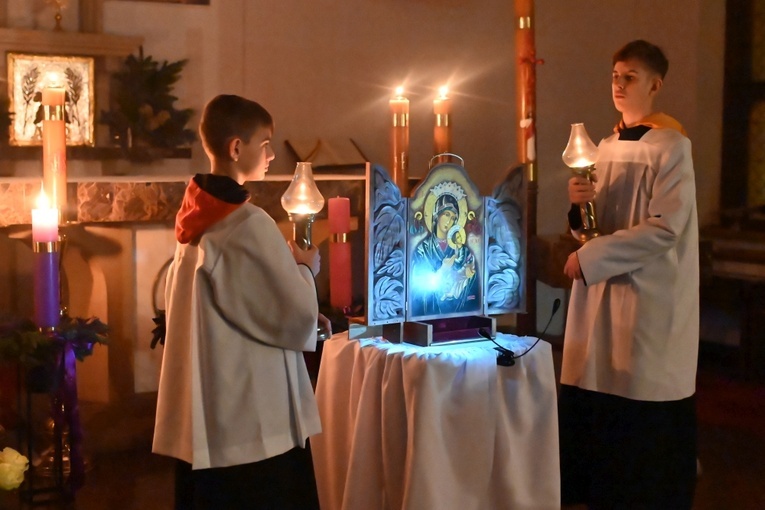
[311,333,560,510]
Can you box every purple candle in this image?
[32,191,60,329]
[33,251,60,329]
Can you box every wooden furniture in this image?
[700,226,765,380]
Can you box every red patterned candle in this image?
[328,197,352,311]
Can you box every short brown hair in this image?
[612,40,669,79]
[199,95,273,160]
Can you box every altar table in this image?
[311,333,560,510]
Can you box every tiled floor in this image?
[1,342,763,510]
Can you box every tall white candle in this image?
[390,86,410,196]
[433,85,452,162]
[42,80,67,222]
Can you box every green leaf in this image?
[100,49,196,157]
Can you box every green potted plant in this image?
[100,48,196,161]
[0,314,108,392]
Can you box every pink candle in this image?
[42,84,67,221]
[390,86,410,196]
[328,197,352,311]
[329,196,350,234]
[32,193,59,243]
[32,190,60,329]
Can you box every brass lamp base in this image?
[572,165,600,243]
[287,213,316,249]
[574,227,601,243]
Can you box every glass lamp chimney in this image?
[562,122,598,169]
[281,162,325,248]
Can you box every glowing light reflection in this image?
[410,268,442,291]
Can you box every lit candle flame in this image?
[438,85,449,99]
[44,72,64,88]
[395,85,405,98]
[36,186,51,210]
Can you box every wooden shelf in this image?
[0,27,142,57]
[0,145,191,161]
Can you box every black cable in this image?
[477,328,517,366]
[513,298,561,359]
[479,298,562,366]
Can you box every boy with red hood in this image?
[153,95,327,509]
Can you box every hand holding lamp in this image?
[562,122,600,242]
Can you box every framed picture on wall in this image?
[7,53,95,146]
[117,0,210,4]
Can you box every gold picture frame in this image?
[7,53,95,146]
[117,0,209,4]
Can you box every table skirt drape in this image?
[311,333,560,510]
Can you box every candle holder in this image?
[46,0,68,31]
[287,213,316,250]
[281,162,328,341]
[281,162,325,249]
[562,122,600,242]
